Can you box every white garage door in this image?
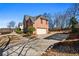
[37,29,47,34]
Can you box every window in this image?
[46,20,47,24]
[41,19,43,24]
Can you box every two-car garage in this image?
[36,28,47,34]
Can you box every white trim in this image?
[36,28,47,34]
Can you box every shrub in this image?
[15,28,22,34]
[28,26,35,35]
[23,28,28,33]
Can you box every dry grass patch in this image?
[0,35,21,46]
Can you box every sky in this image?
[0,3,72,28]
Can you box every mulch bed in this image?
[42,40,79,56]
[67,33,79,40]
[42,49,79,56]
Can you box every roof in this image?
[24,15,48,23]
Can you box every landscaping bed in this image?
[42,49,79,56]
[44,33,69,41]
[42,40,79,56]
[66,33,79,40]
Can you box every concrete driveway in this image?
[2,34,59,56]
[44,33,69,41]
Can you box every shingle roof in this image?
[24,15,48,23]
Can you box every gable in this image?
[34,17,48,24]
[23,15,48,24]
[26,18,33,24]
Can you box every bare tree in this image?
[66,3,79,28]
[53,4,79,29]
[7,21,15,29]
[53,13,65,29]
[43,4,79,30]
[66,3,79,17]
[43,13,54,29]
[43,13,69,29]
[53,11,73,29]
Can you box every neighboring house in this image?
[74,23,79,32]
[67,23,79,33]
[18,23,23,31]
[23,15,49,34]
[19,25,23,32]
[75,23,79,29]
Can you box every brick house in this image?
[23,15,49,34]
